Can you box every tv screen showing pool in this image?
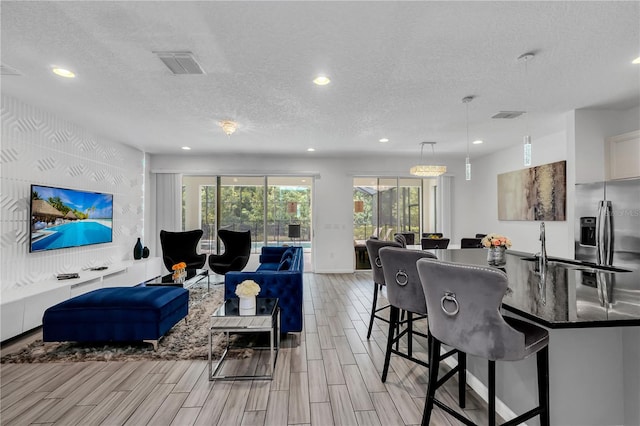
[30,184,113,252]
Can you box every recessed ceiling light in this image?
[181,146,191,150]
[379,138,389,143]
[307,148,315,152]
[633,57,640,64]
[473,140,483,145]
[52,67,75,78]
[301,179,306,183]
[313,75,330,86]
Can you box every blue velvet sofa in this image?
[225,246,303,333]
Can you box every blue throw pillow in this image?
[278,258,291,271]
[281,248,295,262]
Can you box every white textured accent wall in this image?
[0,95,145,291]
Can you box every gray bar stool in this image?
[417,258,549,426]
[378,247,467,409]
[364,238,403,339]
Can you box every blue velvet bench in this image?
[42,286,189,350]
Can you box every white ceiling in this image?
[1,1,639,158]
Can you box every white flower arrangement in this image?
[235,280,261,298]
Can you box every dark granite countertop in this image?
[428,249,640,329]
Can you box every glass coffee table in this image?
[145,269,210,291]
[208,298,280,381]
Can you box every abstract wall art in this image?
[497,160,566,221]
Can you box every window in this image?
[182,175,313,262]
[353,177,436,243]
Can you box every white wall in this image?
[455,129,570,257]
[0,95,146,291]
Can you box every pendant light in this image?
[410,142,446,177]
[462,96,474,180]
[518,52,535,166]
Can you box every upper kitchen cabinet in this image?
[606,130,640,180]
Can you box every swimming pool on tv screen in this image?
[31,221,112,251]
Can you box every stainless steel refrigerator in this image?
[575,178,640,268]
[575,178,640,316]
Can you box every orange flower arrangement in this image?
[171,262,187,271]
[171,262,187,282]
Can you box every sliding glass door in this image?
[266,177,312,247]
[219,176,265,252]
[182,175,313,265]
[353,176,435,244]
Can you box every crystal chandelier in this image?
[410,142,447,177]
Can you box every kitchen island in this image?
[428,248,639,426]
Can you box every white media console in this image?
[1,257,162,341]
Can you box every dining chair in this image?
[421,238,450,249]
[378,247,467,409]
[397,232,415,245]
[422,232,443,238]
[460,237,483,248]
[393,233,407,247]
[417,258,549,426]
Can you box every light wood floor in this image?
[0,272,495,425]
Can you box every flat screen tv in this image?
[29,184,113,252]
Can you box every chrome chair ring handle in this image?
[440,292,459,316]
[395,270,408,286]
[375,257,383,268]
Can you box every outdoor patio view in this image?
[182,176,312,256]
[353,177,436,243]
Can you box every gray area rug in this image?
[1,286,244,363]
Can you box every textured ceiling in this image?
[1,1,639,158]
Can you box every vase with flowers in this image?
[481,233,512,266]
[171,262,187,283]
[235,279,261,315]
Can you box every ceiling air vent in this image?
[1,64,22,76]
[154,51,205,75]
[492,111,525,119]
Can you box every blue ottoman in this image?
[43,286,189,350]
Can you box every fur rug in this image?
[0,286,250,363]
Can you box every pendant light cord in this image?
[524,57,530,135]
[465,101,470,159]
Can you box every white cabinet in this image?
[0,257,162,341]
[102,268,135,288]
[23,287,70,331]
[69,279,102,297]
[1,299,25,341]
[606,130,640,180]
